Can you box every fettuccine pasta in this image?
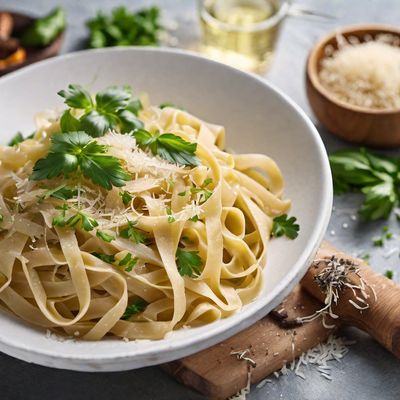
[0,86,291,340]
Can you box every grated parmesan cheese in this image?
[319,35,400,110]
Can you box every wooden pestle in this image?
[302,241,400,358]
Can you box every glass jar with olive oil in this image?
[199,0,289,73]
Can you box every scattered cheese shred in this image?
[319,35,400,110]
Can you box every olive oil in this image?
[199,0,284,73]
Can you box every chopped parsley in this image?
[40,184,78,201]
[272,214,300,240]
[31,131,130,190]
[159,102,184,110]
[329,148,398,220]
[118,252,138,272]
[52,204,98,232]
[58,84,143,137]
[176,248,202,277]
[385,270,394,280]
[96,230,115,242]
[119,220,147,244]
[361,253,370,262]
[8,132,24,146]
[190,178,213,203]
[121,298,148,320]
[0,213,3,223]
[372,237,384,247]
[189,215,199,222]
[166,206,175,223]
[133,129,200,167]
[119,191,133,205]
[92,252,116,264]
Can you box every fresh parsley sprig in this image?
[176,248,202,277]
[272,214,300,240]
[119,220,147,244]
[58,84,143,137]
[133,129,200,167]
[52,204,98,232]
[329,148,399,220]
[121,298,148,320]
[40,184,78,201]
[31,131,130,190]
[118,252,138,272]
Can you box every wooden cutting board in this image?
[163,242,400,399]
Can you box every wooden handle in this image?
[301,241,400,358]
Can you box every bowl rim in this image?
[0,46,333,369]
[307,23,400,115]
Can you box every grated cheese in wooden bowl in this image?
[319,34,400,110]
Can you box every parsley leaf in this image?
[58,84,93,110]
[52,205,98,232]
[121,298,147,320]
[96,230,115,242]
[92,252,116,264]
[119,220,147,244]
[176,248,202,277]
[329,148,399,220]
[159,102,184,110]
[40,184,77,201]
[272,214,300,240]
[119,191,133,205]
[385,270,394,280]
[166,206,175,223]
[133,129,199,167]
[58,84,143,137]
[8,132,24,146]
[31,131,130,190]
[118,252,138,272]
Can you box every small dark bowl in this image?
[0,10,64,77]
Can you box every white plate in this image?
[0,48,332,371]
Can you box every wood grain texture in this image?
[306,24,400,148]
[163,286,334,400]
[165,241,400,399]
[302,242,400,358]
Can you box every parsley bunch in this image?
[58,84,143,137]
[31,131,130,190]
[329,148,399,220]
[86,6,162,49]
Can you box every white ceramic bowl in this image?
[0,48,332,371]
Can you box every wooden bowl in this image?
[0,11,64,77]
[306,24,400,148]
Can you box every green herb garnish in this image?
[133,129,200,167]
[272,214,300,239]
[329,149,398,220]
[58,84,143,137]
[176,248,202,277]
[96,230,115,242]
[86,6,162,49]
[8,132,24,146]
[92,252,116,264]
[372,237,384,247]
[119,220,147,244]
[166,206,175,223]
[52,205,98,232]
[361,253,370,262]
[159,102,184,110]
[385,270,394,280]
[118,252,138,272]
[121,298,147,320]
[31,131,130,190]
[119,191,133,205]
[20,7,66,47]
[40,184,78,201]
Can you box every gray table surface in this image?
[1,0,400,399]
